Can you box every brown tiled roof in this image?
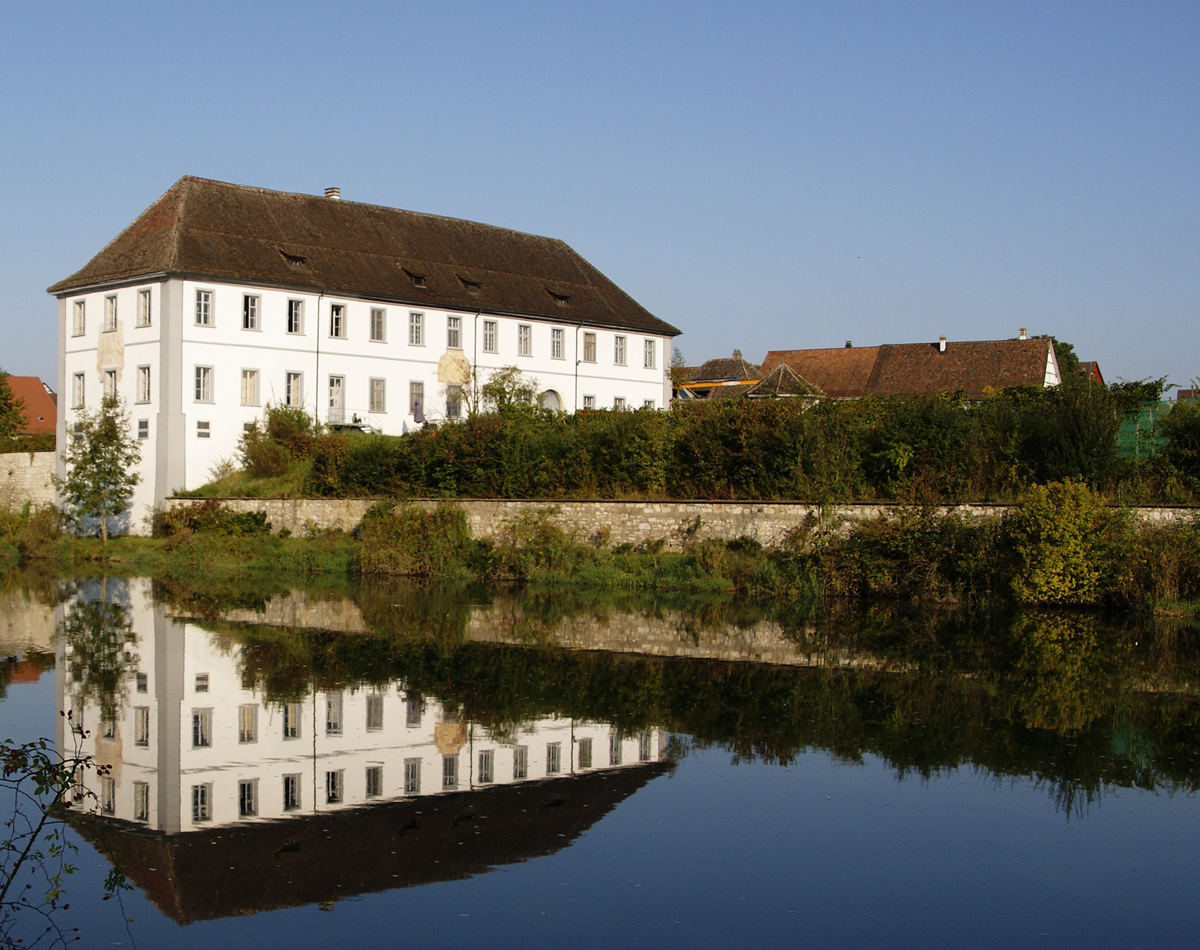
[1079,361,1105,385]
[48,177,680,336]
[3,376,57,435]
[762,339,1056,399]
[760,346,881,397]
[688,351,761,383]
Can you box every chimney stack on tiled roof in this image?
[938,335,947,354]
[325,187,341,200]
[845,341,852,348]
[1019,327,1027,340]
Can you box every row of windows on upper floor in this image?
[72,367,657,426]
[103,731,650,824]
[71,292,660,368]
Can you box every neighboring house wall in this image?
[0,451,55,510]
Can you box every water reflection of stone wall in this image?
[0,587,56,656]
[192,592,894,670]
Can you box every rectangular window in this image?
[643,399,655,409]
[239,779,258,817]
[409,312,424,345]
[72,300,85,336]
[404,758,421,795]
[442,755,459,789]
[137,289,152,327]
[369,378,386,413]
[330,303,346,338]
[287,299,304,334]
[513,746,528,781]
[547,742,562,775]
[192,709,212,748]
[104,295,117,332]
[137,418,149,439]
[447,315,461,349]
[283,774,300,811]
[482,320,497,353]
[103,369,117,399]
[192,784,211,822]
[583,395,596,411]
[614,335,627,365]
[242,294,258,330]
[195,290,212,326]
[614,397,626,411]
[478,750,494,784]
[366,694,383,731]
[196,420,210,439]
[326,769,344,804]
[583,332,597,362]
[102,717,116,739]
[136,366,151,403]
[194,366,212,402]
[136,672,147,693]
[639,731,652,762]
[609,734,623,766]
[370,308,386,342]
[409,381,424,417]
[101,776,115,814]
[283,702,301,739]
[644,339,657,369]
[405,695,422,727]
[326,693,343,736]
[72,373,84,409]
[517,324,532,357]
[135,707,150,747]
[285,372,303,408]
[578,737,593,769]
[133,782,149,821]
[195,673,209,692]
[241,369,259,406]
[551,328,564,360]
[446,385,462,419]
[366,766,383,798]
[238,704,257,743]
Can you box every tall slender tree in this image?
[0,370,27,444]
[58,396,141,543]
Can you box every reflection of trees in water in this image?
[60,585,137,722]
[1011,611,1113,733]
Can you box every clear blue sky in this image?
[2,1,1196,390]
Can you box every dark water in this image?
[2,574,1200,948]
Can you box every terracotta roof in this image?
[762,339,1056,400]
[760,346,881,397]
[3,376,57,435]
[48,177,680,337]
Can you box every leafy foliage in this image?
[58,398,141,543]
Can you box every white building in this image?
[49,177,681,528]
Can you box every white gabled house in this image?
[49,177,681,528]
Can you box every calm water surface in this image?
[1,575,1198,948]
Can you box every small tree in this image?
[58,396,141,544]
[0,370,27,443]
[479,366,539,413]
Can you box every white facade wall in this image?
[59,278,674,529]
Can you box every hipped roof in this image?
[49,177,680,337]
[762,338,1055,400]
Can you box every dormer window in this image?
[401,267,427,288]
[278,249,306,268]
[458,275,481,295]
[548,290,570,306]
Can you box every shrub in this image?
[1004,480,1129,605]
[357,501,478,576]
[151,500,271,538]
[308,433,349,496]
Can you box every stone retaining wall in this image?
[164,496,1199,550]
[0,452,55,511]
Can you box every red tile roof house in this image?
[760,334,1062,400]
[4,376,57,435]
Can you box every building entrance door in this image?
[328,375,345,424]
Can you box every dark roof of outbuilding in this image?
[762,339,1056,400]
[48,177,680,336]
[686,351,761,383]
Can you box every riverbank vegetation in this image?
[187,374,1200,505]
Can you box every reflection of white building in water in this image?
[57,581,664,835]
